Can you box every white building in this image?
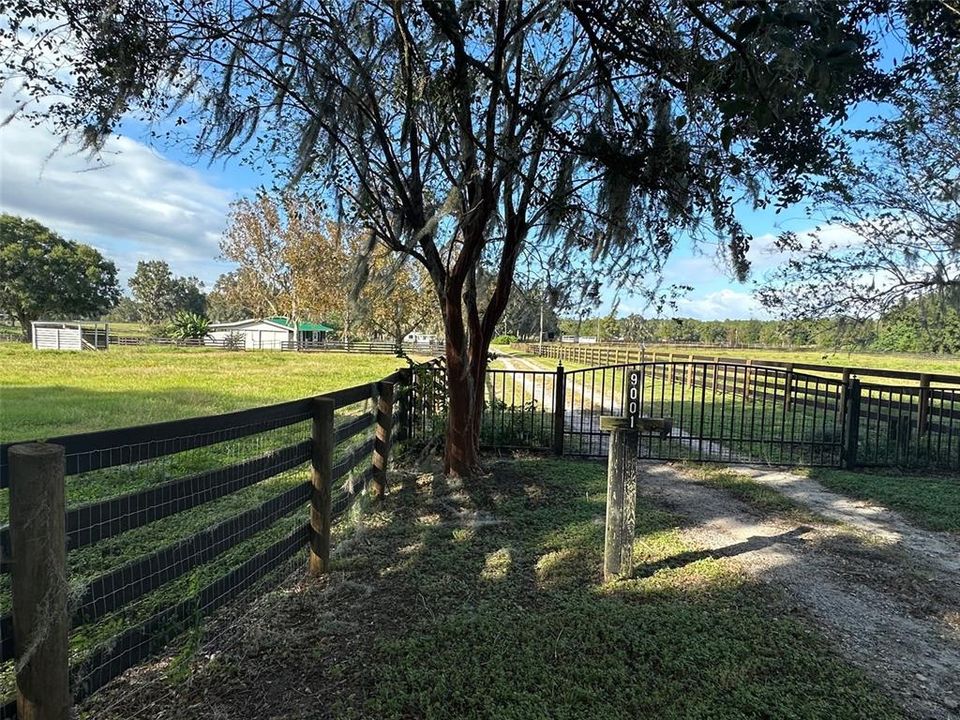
[403,331,440,345]
[207,317,334,349]
[32,321,109,351]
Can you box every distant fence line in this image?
[522,342,960,387]
[3,331,442,354]
[107,335,442,354]
[559,339,818,351]
[0,365,423,717]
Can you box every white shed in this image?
[31,321,109,351]
[207,317,335,349]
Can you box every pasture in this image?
[651,345,960,375]
[1,342,958,717]
[516,343,960,379]
[0,344,405,442]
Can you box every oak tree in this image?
[0,214,120,339]
[5,0,946,475]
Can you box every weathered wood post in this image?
[784,363,794,412]
[600,416,673,582]
[371,381,395,499]
[600,417,636,582]
[602,370,673,582]
[9,443,70,720]
[309,398,335,575]
[394,368,412,443]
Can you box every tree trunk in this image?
[441,290,482,477]
[18,313,31,342]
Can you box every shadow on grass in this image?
[632,525,814,579]
[807,466,960,534]
[78,456,904,720]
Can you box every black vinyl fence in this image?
[406,360,960,471]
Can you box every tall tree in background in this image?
[759,80,960,341]
[219,191,346,325]
[206,272,254,322]
[5,0,949,475]
[0,214,120,340]
[128,260,205,324]
[354,251,439,345]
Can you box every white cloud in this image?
[0,89,236,284]
[747,223,867,274]
[673,288,771,321]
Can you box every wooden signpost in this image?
[601,370,672,581]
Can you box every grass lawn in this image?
[83,457,903,719]
[0,344,405,442]
[0,344,409,701]
[808,468,960,533]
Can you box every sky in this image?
[0,72,854,323]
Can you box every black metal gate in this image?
[561,361,846,465]
[404,359,960,470]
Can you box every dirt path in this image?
[640,462,960,720]
[498,353,745,459]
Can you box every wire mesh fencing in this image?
[0,372,405,717]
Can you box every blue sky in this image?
[0,82,848,321]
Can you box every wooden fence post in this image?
[394,369,411,443]
[371,381,394,499]
[553,363,566,456]
[743,358,753,400]
[599,419,636,582]
[9,443,70,720]
[309,398,335,576]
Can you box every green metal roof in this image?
[267,317,337,332]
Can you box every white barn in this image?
[207,317,334,349]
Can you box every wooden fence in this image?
[0,368,413,719]
[280,340,443,354]
[525,342,960,388]
[106,335,442,354]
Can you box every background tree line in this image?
[560,301,960,354]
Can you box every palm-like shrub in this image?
[168,311,210,339]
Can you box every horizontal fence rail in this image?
[0,367,416,718]
[524,342,960,386]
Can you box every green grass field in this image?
[0,345,411,702]
[0,344,404,442]
[82,458,904,719]
[517,344,960,383]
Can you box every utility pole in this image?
[539,299,544,354]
